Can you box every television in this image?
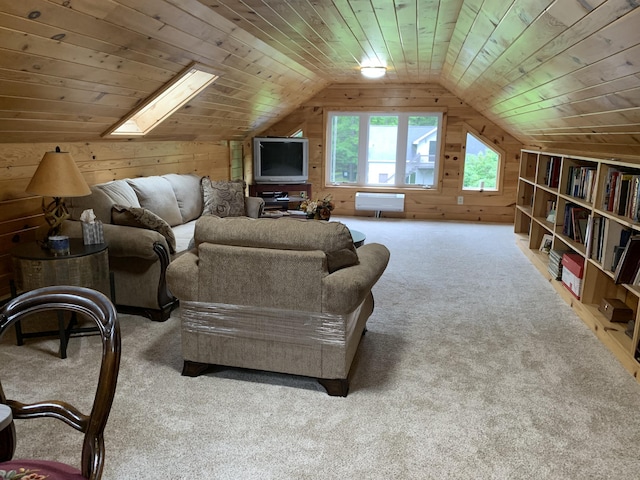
[253,136,309,184]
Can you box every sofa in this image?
[61,174,264,321]
[165,215,390,396]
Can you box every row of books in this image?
[589,216,631,272]
[614,236,640,285]
[566,166,597,203]
[548,249,568,280]
[601,168,640,221]
[543,156,561,188]
[562,203,589,244]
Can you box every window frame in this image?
[461,124,505,193]
[324,109,446,189]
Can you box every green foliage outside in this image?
[463,150,499,189]
[331,116,359,182]
[331,114,439,183]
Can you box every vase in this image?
[306,210,330,220]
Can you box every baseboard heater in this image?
[355,192,405,218]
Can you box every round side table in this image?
[10,239,111,358]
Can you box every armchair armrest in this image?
[166,251,199,300]
[61,220,169,260]
[322,243,390,315]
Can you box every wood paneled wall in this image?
[254,83,523,222]
[0,140,230,298]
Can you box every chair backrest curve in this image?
[0,285,121,480]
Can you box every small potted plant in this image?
[300,194,335,220]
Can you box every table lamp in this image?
[26,146,91,240]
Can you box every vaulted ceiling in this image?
[1,1,639,156]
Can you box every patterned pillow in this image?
[111,205,176,253]
[201,178,245,218]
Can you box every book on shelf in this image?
[546,200,556,223]
[601,168,640,221]
[566,165,597,202]
[562,203,589,244]
[614,236,640,284]
[544,157,561,188]
[600,219,632,272]
[548,248,569,280]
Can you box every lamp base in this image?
[42,197,70,238]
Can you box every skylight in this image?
[103,63,219,137]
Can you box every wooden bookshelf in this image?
[516,149,640,382]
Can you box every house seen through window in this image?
[326,112,442,187]
[462,132,501,191]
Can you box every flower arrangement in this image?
[300,194,335,220]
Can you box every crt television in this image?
[253,136,309,184]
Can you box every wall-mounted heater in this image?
[355,192,405,218]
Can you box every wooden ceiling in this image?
[0,0,639,156]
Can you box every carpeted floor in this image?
[2,217,640,479]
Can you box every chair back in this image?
[0,285,121,480]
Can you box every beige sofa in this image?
[61,174,264,321]
[166,215,390,396]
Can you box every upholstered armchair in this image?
[166,216,390,396]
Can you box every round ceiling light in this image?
[360,66,386,79]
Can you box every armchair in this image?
[166,216,390,396]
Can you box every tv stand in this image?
[249,183,311,198]
[250,183,312,211]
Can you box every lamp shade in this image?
[26,148,91,198]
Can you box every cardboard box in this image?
[561,253,584,299]
[598,298,634,323]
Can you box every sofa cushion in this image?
[201,178,245,218]
[126,177,183,227]
[67,185,115,224]
[163,173,203,223]
[97,180,141,208]
[112,205,176,253]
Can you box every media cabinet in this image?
[249,183,312,211]
[515,149,640,382]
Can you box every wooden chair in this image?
[0,285,121,480]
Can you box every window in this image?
[326,111,443,187]
[462,130,503,191]
[103,63,219,137]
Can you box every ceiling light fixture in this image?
[360,66,386,79]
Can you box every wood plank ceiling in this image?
[0,0,638,157]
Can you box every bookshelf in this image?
[516,149,640,381]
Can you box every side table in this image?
[10,239,111,358]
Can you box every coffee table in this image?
[350,229,366,248]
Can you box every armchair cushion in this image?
[201,178,245,217]
[326,247,359,273]
[112,205,176,253]
[0,459,84,480]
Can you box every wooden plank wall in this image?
[0,140,230,299]
[254,83,523,222]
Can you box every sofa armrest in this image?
[322,243,390,315]
[61,220,169,260]
[245,196,265,218]
[166,251,199,300]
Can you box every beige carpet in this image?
[2,217,640,479]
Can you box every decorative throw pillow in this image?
[326,246,360,273]
[201,178,245,218]
[111,205,176,253]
